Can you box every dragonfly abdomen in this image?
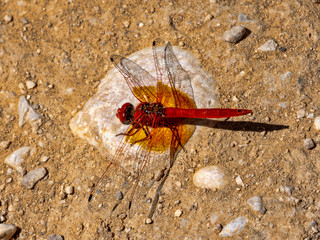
[165,108,252,119]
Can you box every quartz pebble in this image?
[5,146,31,173]
[0,224,17,240]
[21,167,48,189]
[223,26,247,43]
[18,96,40,127]
[297,109,306,118]
[247,196,263,211]
[65,186,74,195]
[4,15,13,22]
[257,39,278,51]
[0,141,11,149]
[25,80,37,89]
[304,138,315,150]
[193,166,227,189]
[219,216,248,237]
[314,116,320,130]
[174,209,183,217]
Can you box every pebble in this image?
[21,167,48,189]
[257,39,278,51]
[223,26,247,43]
[238,13,251,22]
[174,209,183,217]
[48,234,64,240]
[41,156,50,162]
[297,109,306,118]
[303,138,315,150]
[219,216,248,237]
[247,196,263,211]
[116,191,123,200]
[4,146,31,173]
[193,166,227,189]
[122,20,130,28]
[0,216,6,222]
[314,116,320,130]
[25,80,37,89]
[145,218,153,224]
[18,96,40,127]
[213,223,223,234]
[0,141,11,149]
[0,224,17,240]
[235,175,244,187]
[65,186,74,195]
[4,15,13,23]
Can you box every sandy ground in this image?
[1,0,320,239]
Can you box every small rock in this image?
[21,167,48,189]
[297,109,306,118]
[138,22,144,27]
[18,96,40,127]
[65,186,74,195]
[145,218,153,224]
[219,216,248,237]
[5,146,31,173]
[122,20,130,28]
[0,224,17,240]
[4,15,13,23]
[279,46,287,52]
[25,80,37,89]
[40,156,50,162]
[204,14,214,22]
[304,138,315,150]
[48,234,64,240]
[238,13,251,22]
[0,216,6,223]
[257,39,278,51]
[223,26,247,43]
[0,141,11,150]
[116,191,123,200]
[174,209,183,217]
[235,175,244,187]
[314,116,320,130]
[193,166,227,189]
[247,196,263,211]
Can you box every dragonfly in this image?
[88,39,252,218]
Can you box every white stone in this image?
[69,43,219,173]
[21,167,48,189]
[25,80,37,89]
[4,146,31,173]
[223,26,247,43]
[247,196,262,211]
[314,116,320,130]
[65,186,74,195]
[235,175,244,187]
[193,166,226,189]
[219,216,248,237]
[174,209,183,217]
[257,39,278,51]
[18,96,40,127]
[0,224,17,240]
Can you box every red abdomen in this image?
[165,108,252,119]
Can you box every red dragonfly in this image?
[88,39,252,218]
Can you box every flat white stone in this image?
[193,166,226,189]
[219,216,248,237]
[70,45,219,173]
[4,146,31,173]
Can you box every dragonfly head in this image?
[117,103,134,125]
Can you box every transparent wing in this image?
[110,55,158,103]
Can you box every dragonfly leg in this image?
[130,126,151,145]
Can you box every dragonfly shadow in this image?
[181,118,289,132]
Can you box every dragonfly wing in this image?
[110,55,158,103]
[164,42,195,108]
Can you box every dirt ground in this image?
[1,0,320,239]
